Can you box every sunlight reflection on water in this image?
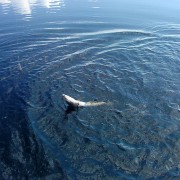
[0,0,65,16]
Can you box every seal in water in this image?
[62,94,107,108]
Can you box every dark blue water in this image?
[0,0,180,179]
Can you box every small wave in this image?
[74,28,152,37]
[43,27,65,30]
[47,21,106,25]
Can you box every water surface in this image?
[0,0,180,179]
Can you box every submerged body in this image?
[62,94,106,107]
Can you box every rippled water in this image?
[0,0,180,179]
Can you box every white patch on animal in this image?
[62,94,107,107]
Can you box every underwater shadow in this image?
[63,105,79,122]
